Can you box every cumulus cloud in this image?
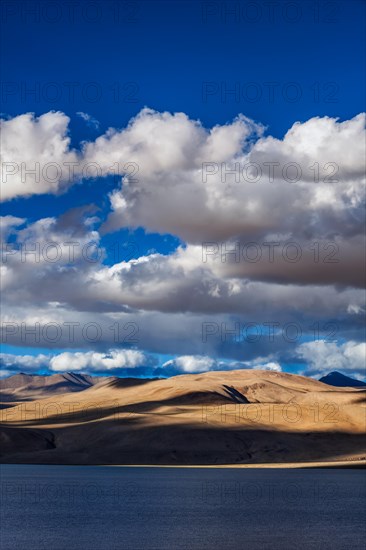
[163,355,216,373]
[2,233,364,317]
[49,349,151,372]
[0,108,261,202]
[0,348,155,376]
[297,340,366,378]
[0,215,26,239]
[1,213,364,368]
[101,111,365,244]
[162,355,282,374]
[0,348,282,378]
[0,112,79,200]
[0,352,49,371]
[2,108,364,250]
[258,362,282,372]
[1,109,365,378]
[86,245,365,314]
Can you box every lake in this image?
[0,465,365,549]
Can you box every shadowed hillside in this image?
[319,371,366,388]
[0,372,116,401]
[1,370,365,465]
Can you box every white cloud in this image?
[257,361,282,372]
[49,349,150,372]
[1,109,365,377]
[0,112,79,200]
[163,355,216,373]
[162,355,282,374]
[0,349,154,375]
[0,215,26,233]
[0,353,49,372]
[101,111,365,243]
[2,109,364,251]
[2,234,364,317]
[297,340,366,378]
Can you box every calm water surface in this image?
[0,465,365,550]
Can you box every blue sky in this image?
[1,0,365,378]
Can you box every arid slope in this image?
[1,370,365,465]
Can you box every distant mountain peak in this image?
[0,372,107,400]
[319,372,366,387]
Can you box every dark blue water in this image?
[0,465,365,550]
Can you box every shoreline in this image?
[2,460,366,469]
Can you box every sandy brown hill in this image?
[0,372,116,402]
[0,370,365,465]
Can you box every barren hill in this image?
[0,372,115,402]
[0,370,365,465]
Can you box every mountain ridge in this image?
[0,372,116,401]
[1,369,365,465]
[319,371,366,388]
